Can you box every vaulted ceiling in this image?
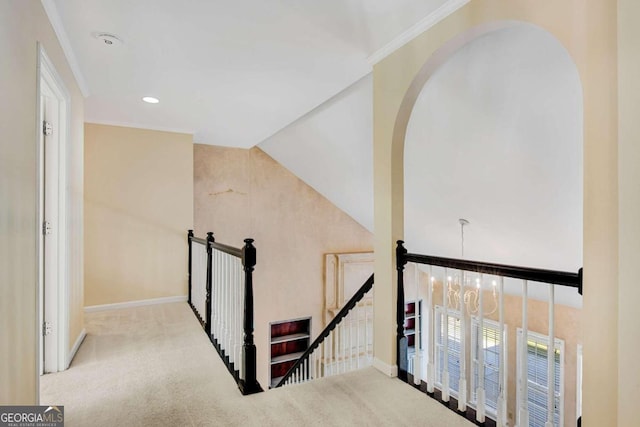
[44,0,461,148]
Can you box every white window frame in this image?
[516,329,565,427]
[469,317,507,419]
[434,306,462,398]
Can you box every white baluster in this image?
[337,327,341,374]
[232,257,236,364]
[427,271,435,394]
[214,250,219,339]
[192,245,197,311]
[236,256,241,365]
[442,272,450,402]
[519,280,530,427]
[225,253,231,352]
[227,253,232,353]
[229,254,235,355]
[498,277,507,427]
[329,331,333,376]
[356,306,361,369]
[546,284,556,427]
[233,255,237,356]
[217,251,223,341]
[311,350,316,380]
[349,314,354,371]
[194,246,199,315]
[458,271,467,412]
[364,308,369,363]
[343,323,347,373]
[209,249,213,335]
[237,257,243,374]
[220,251,225,343]
[414,265,421,385]
[476,275,486,423]
[322,340,327,378]
[341,323,345,373]
[231,255,235,352]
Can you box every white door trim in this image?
[37,43,71,376]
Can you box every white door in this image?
[41,88,60,374]
[37,45,71,382]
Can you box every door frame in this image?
[36,43,70,376]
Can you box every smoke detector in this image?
[93,32,123,46]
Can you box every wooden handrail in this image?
[400,243,581,290]
[275,273,374,388]
[187,230,263,395]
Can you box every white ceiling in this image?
[260,75,373,232]
[46,0,454,148]
[404,24,583,275]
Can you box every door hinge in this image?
[43,121,52,136]
[42,221,52,235]
[43,321,52,336]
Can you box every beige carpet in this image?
[40,303,473,427]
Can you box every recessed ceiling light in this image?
[142,96,159,104]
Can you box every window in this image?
[470,318,506,417]
[517,330,564,427]
[435,307,461,396]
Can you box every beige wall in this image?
[84,124,193,306]
[617,0,640,423]
[373,1,617,425]
[194,144,373,388]
[0,1,84,404]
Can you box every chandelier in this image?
[442,219,498,316]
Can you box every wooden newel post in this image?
[396,240,408,380]
[205,232,215,336]
[187,230,194,305]
[239,238,263,395]
[578,267,583,295]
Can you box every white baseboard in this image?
[373,357,398,378]
[66,328,86,368]
[84,295,188,313]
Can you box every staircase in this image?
[275,274,374,387]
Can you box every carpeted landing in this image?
[40,303,473,426]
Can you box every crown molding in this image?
[84,295,188,313]
[367,0,470,66]
[41,0,90,97]
[85,119,195,136]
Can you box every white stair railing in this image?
[275,274,374,388]
[187,230,262,395]
[188,233,208,325]
[396,240,582,427]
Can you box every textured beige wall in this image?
[0,1,84,404]
[84,124,193,306]
[373,1,617,425]
[194,144,373,389]
[617,0,640,423]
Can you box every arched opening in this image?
[403,23,583,273]
[393,22,584,426]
